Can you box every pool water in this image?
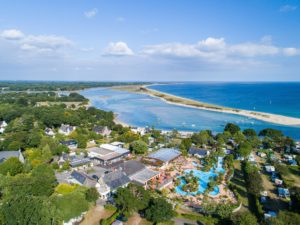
[175,157,224,196]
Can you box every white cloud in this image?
[279,5,297,12]
[105,42,133,56]
[143,37,299,58]
[1,29,24,40]
[282,47,299,56]
[23,35,73,50]
[197,37,226,50]
[142,37,300,68]
[84,8,98,18]
[229,43,279,57]
[0,28,73,57]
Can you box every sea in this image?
[80,82,300,140]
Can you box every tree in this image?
[129,140,148,154]
[236,142,252,158]
[231,211,258,225]
[268,211,300,225]
[76,135,87,148]
[85,187,99,203]
[290,186,300,213]
[114,184,151,216]
[0,157,23,176]
[224,123,240,135]
[0,195,60,225]
[243,162,263,197]
[145,197,175,223]
[30,164,57,196]
[259,128,283,138]
[233,131,246,144]
[243,129,257,138]
[191,130,212,145]
[52,192,89,222]
[115,187,136,216]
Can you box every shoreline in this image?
[111,85,300,126]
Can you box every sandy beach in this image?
[111,85,300,126]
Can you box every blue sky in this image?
[0,0,300,81]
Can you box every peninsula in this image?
[112,85,300,126]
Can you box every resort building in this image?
[58,124,76,136]
[0,150,25,164]
[93,126,111,136]
[144,148,181,167]
[130,168,160,188]
[87,144,130,166]
[117,160,160,189]
[188,147,210,158]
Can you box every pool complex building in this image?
[175,157,225,196]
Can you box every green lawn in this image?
[230,161,249,208]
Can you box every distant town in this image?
[0,82,300,225]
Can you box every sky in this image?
[0,0,300,81]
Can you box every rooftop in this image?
[130,168,160,184]
[71,171,96,187]
[188,148,209,156]
[103,171,130,190]
[148,148,181,163]
[117,160,145,177]
[0,151,22,163]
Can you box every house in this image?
[98,171,131,199]
[110,142,125,148]
[60,140,78,149]
[288,159,297,166]
[45,128,55,136]
[148,137,155,145]
[130,127,146,136]
[271,172,278,182]
[283,154,293,161]
[111,220,123,225]
[70,171,98,188]
[274,178,283,186]
[59,153,92,168]
[0,120,7,133]
[265,165,275,173]
[264,211,277,219]
[188,148,210,158]
[0,150,25,163]
[248,153,256,162]
[93,126,111,136]
[87,144,130,166]
[58,124,76,136]
[278,187,290,198]
[257,152,267,158]
[144,148,181,167]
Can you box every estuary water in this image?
[80,86,300,140]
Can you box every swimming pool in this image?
[175,157,224,196]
